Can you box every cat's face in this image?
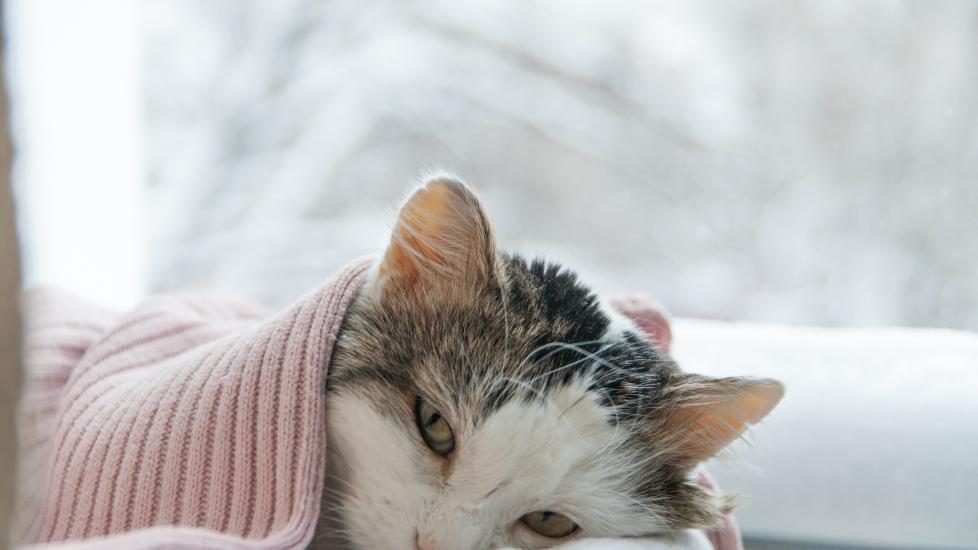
[322,177,782,550]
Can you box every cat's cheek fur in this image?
[325,392,425,548]
[325,391,501,549]
[325,380,674,550]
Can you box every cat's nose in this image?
[415,532,438,550]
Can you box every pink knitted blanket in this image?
[17,260,371,549]
[16,259,740,550]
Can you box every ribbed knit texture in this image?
[15,259,739,550]
[16,259,371,549]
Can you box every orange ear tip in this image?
[415,175,470,201]
[759,378,786,402]
[378,175,494,292]
[399,177,474,228]
[744,378,785,423]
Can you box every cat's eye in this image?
[522,511,578,538]
[416,397,454,455]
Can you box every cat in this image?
[314,176,783,549]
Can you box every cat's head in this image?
[324,177,783,550]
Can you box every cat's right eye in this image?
[522,511,579,538]
[416,397,455,456]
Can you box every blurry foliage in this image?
[143,0,978,330]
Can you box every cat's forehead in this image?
[329,255,675,423]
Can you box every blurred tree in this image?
[142,1,978,330]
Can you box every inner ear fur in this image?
[377,176,499,297]
[656,374,784,464]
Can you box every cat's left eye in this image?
[522,511,578,538]
[416,397,454,455]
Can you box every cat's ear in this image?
[376,176,498,294]
[666,376,783,462]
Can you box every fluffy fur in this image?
[314,177,782,550]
